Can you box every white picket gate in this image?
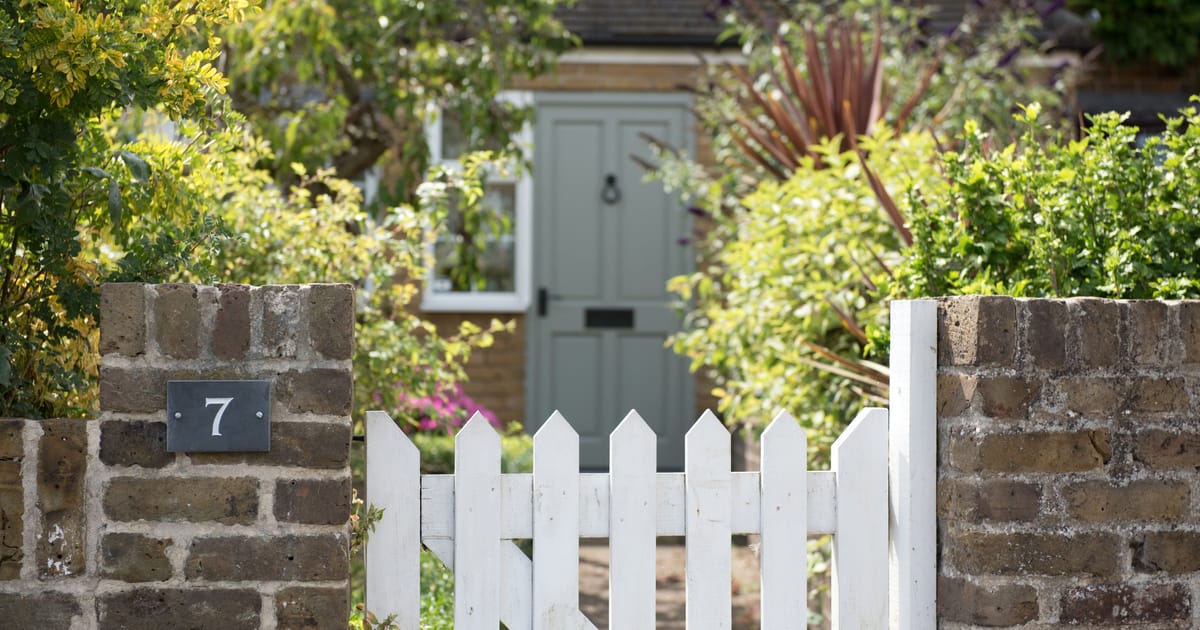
[365,300,937,629]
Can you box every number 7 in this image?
[206,397,234,436]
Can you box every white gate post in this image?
[888,300,938,629]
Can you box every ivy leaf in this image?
[119,150,151,183]
[107,179,123,228]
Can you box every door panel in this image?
[528,94,694,470]
[550,121,605,298]
[617,120,672,300]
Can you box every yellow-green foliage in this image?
[671,131,942,462]
[900,102,1200,300]
[0,1,253,417]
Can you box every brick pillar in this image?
[0,283,354,628]
[99,283,355,629]
[937,296,1200,628]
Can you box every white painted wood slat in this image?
[421,471,838,540]
[685,410,732,630]
[889,299,939,630]
[364,411,420,630]
[454,413,502,629]
[533,412,581,629]
[759,411,807,630]
[393,407,904,630]
[831,407,890,629]
[609,411,657,629]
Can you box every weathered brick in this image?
[1064,479,1189,522]
[937,296,1017,367]
[959,431,1111,473]
[154,284,200,359]
[99,366,168,414]
[1182,302,1200,364]
[100,282,146,356]
[1025,299,1067,369]
[937,375,976,417]
[1127,300,1174,366]
[1075,298,1121,368]
[276,586,349,629]
[938,576,1038,626]
[185,534,348,581]
[275,477,352,525]
[946,531,1120,576]
[1136,531,1200,573]
[98,588,260,630]
[1129,377,1189,413]
[938,480,1041,523]
[977,376,1040,419]
[0,471,20,579]
[308,284,354,360]
[0,419,22,579]
[101,533,172,582]
[38,419,87,578]
[261,285,301,358]
[104,476,258,525]
[0,591,81,627]
[212,284,251,360]
[938,297,979,366]
[977,296,1018,366]
[190,422,349,469]
[1060,583,1189,625]
[1059,377,1126,416]
[100,420,172,468]
[1134,430,1200,470]
[279,368,353,415]
[0,419,20,459]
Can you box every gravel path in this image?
[577,541,764,629]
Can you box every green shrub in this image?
[671,130,942,463]
[411,429,534,474]
[1071,1,1200,68]
[899,102,1200,300]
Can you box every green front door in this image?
[527,93,694,470]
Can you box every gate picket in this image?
[831,408,889,628]
[533,412,582,629]
[685,410,732,630]
[368,405,908,629]
[609,411,657,629]
[454,413,502,629]
[364,411,419,629]
[759,411,807,630]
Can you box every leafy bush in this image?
[410,429,533,474]
[671,131,942,462]
[650,0,1073,457]
[0,1,249,417]
[899,102,1200,300]
[1071,0,1200,68]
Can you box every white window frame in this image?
[420,91,533,313]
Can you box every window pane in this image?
[431,183,517,293]
[440,110,468,161]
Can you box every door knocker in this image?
[601,174,622,205]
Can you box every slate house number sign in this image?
[166,380,271,452]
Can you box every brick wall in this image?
[423,311,527,425]
[0,283,354,629]
[938,296,1200,627]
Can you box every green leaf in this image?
[107,179,123,228]
[81,166,110,179]
[119,150,151,183]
